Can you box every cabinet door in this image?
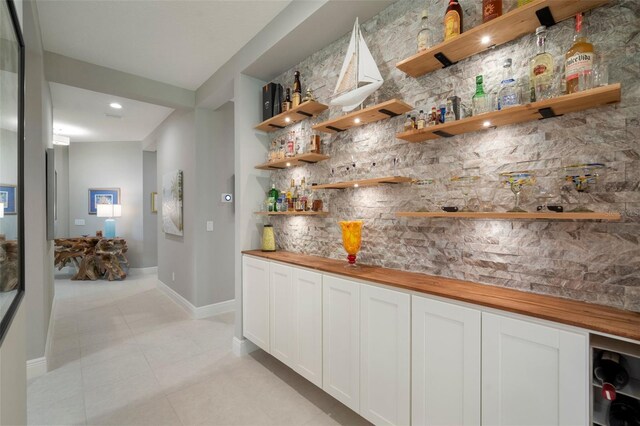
[292,268,323,388]
[269,262,295,366]
[242,256,270,352]
[482,313,588,426]
[360,284,410,426]
[322,275,360,412]
[412,296,481,426]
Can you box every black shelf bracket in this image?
[268,124,285,129]
[433,130,454,138]
[326,126,345,132]
[535,6,556,27]
[379,108,399,117]
[296,111,313,118]
[538,107,563,120]
[434,52,456,68]
[298,159,317,164]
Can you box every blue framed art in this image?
[88,188,120,215]
[0,184,16,215]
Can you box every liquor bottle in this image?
[517,0,533,6]
[292,71,302,108]
[444,99,455,122]
[286,131,295,157]
[472,75,488,116]
[482,0,502,23]
[417,9,430,52]
[403,114,413,132]
[594,351,630,401]
[310,134,321,154]
[439,105,446,123]
[609,395,640,426]
[283,88,292,112]
[269,184,279,212]
[287,179,294,212]
[530,26,554,101]
[299,177,308,211]
[429,107,438,126]
[444,0,463,41]
[411,115,417,129]
[292,181,300,211]
[497,58,519,109]
[417,110,426,129]
[565,13,594,94]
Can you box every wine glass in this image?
[564,163,606,212]
[413,178,435,212]
[339,221,363,268]
[450,175,480,212]
[500,171,536,212]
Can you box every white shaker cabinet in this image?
[412,296,481,426]
[242,256,271,352]
[482,313,588,426]
[269,262,295,365]
[322,275,361,412]
[360,284,410,426]
[292,268,323,387]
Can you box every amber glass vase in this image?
[339,221,363,268]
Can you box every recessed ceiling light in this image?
[110,102,122,109]
[354,118,361,124]
[481,35,491,45]
[483,121,492,127]
[53,134,70,146]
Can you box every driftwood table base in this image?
[54,237,129,281]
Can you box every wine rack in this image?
[591,335,640,425]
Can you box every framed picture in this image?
[0,0,25,345]
[88,188,120,215]
[151,192,158,214]
[0,184,16,215]
[162,170,183,236]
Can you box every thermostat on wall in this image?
[221,193,233,203]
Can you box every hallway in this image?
[28,274,368,425]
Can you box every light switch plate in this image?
[75,219,85,226]
[206,221,213,231]
[221,193,233,203]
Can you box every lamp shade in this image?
[96,204,122,218]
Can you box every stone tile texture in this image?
[265,0,640,312]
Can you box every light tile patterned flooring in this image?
[28,274,370,426]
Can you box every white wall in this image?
[0,303,26,425]
[68,141,144,267]
[142,151,157,268]
[54,145,69,238]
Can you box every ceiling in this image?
[37,0,292,90]
[50,82,174,142]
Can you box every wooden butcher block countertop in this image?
[243,250,640,342]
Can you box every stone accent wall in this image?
[264,0,640,312]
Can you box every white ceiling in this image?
[37,0,292,90]
[50,82,174,142]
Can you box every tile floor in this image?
[28,273,370,426]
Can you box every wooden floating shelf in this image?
[311,176,413,190]
[313,99,412,134]
[396,0,610,78]
[396,84,621,143]
[254,211,328,216]
[255,100,328,132]
[395,211,622,221]
[255,153,330,170]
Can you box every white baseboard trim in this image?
[232,336,259,357]
[44,297,56,366]
[128,266,158,276]
[26,357,47,381]
[156,280,235,320]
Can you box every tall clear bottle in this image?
[530,26,554,101]
[417,9,430,52]
[472,75,488,116]
[497,58,519,110]
[565,13,594,94]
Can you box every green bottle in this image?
[269,184,279,211]
[472,75,488,116]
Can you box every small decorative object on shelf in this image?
[500,171,536,212]
[339,220,363,268]
[566,13,594,94]
[450,175,479,212]
[564,163,605,212]
[261,225,276,252]
[444,0,463,41]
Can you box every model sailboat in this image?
[331,18,384,112]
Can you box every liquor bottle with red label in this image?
[565,13,594,94]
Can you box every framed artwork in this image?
[0,0,25,345]
[88,188,120,215]
[151,192,158,214]
[162,170,183,236]
[0,184,16,215]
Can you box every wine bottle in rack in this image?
[594,350,630,401]
[609,394,640,426]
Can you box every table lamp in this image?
[97,204,121,238]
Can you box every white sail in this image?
[331,18,384,112]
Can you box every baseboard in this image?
[44,297,56,367]
[232,336,259,357]
[156,280,235,320]
[26,357,47,381]
[128,266,158,276]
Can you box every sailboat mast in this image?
[354,17,359,93]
